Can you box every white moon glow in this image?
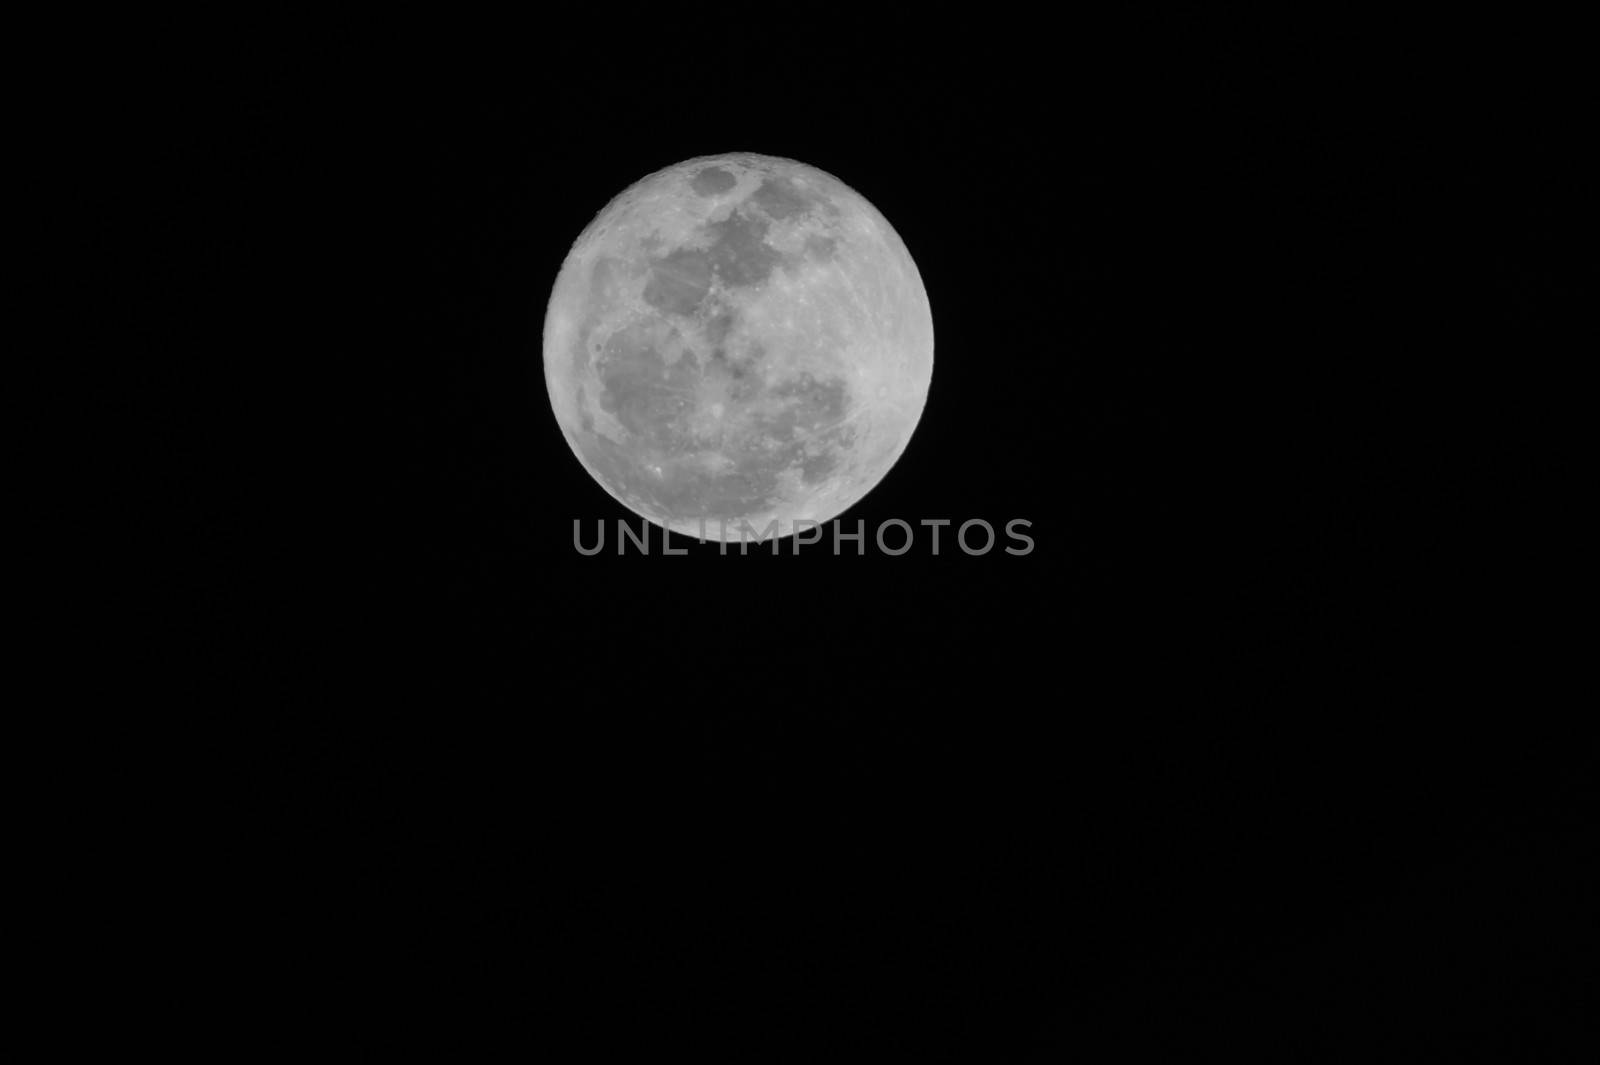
[542,154,934,540]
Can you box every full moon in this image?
[542,153,934,540]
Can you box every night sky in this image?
[111,20,1589,1060]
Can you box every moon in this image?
[542,153,934,541]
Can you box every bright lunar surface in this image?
[543,154,934,540]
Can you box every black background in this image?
[111,19,1590,1061]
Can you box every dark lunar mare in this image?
[689,166,737,196]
